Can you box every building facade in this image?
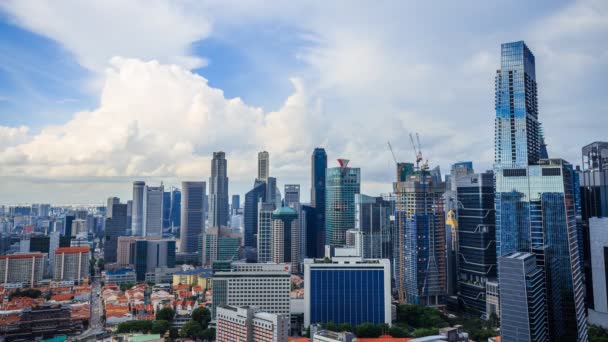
[454,170,496,315]
[354,194,393,260]
[180,181,206,254]
[258,151,270,183]
[202,226,241,266]
[209,151,230,228]
[143,184,164,237]
[212,263,291,319]
[54,246,90,283]
[131,181,145,236]
[498,252,547,342]
[271,206,298,267]
[0,253,45,285]
[104,203,128,263]
[310,148,327,258]
[304,257,391,327]
[257,203,275,263]
[244,180,266,250]
[216,305,289,342]
[589,217,608,327]
[325,159,360,246]
[494,41,587,341]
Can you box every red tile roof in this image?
[55,246,90,254]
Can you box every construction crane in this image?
[410,132,430,171]
[387,141,406,304]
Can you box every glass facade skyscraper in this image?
[325,159,360,246]
[455,169,496,315]
[311,148,327,257]
[354,194,393,260]
[494,41,587,341]
[244,180,266,249]
[209,151,229,228]
[394,166,446,306]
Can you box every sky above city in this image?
[0,0,606,204]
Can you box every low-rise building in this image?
[0,253,46,286]
[216,305,289,342]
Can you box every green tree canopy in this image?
[151,320,170,335]
[355,322,382,338]
[156,307,176,321]
[413,327,439,338]
[191,306,211,329]
[180,320,204,339]
[9,289,42,300]
[389,325,411,338]
[116,320,153,334]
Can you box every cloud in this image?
[0,0,211,72]
[0,58,324,183]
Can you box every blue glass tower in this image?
[494,41,587,341]
[311,148,327,257]
[325,159,360,246]
[244,180,266,249]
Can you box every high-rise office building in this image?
[133,238,176,281]
[284,184,300,207]
[257,203,275,263]
[311,148,327,257]
[64,215,75,237]
[216,305,290,342]
[180,181,206,254]
[258,151,270,182]
[394,163,446,306]
[271,206,298,268]
[162,191,171,229]
[212,263,291,318]
[209,151,229,228]
[266,177,278,206]
[202,226,241,266]
[498,252,547,342]
[304,257,391,327]
[494,41,587,341]
[0,253,46,285]
[589,217,608,327]
[126,200,133,234]
[325,159,360,246]
[354,194,393,260]
[454,169,496,315]
[106,197,120,218]
[232,194,240,212]
[578,141,608,309]
[54,246,90,283]
[142,184,164,237]
[170,188,181,229]
[244,180,266,250]
[104,203,128,263]
[131,181,145,236]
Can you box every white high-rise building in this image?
[212,263,291,319]
[216,305,289,342]
[143,184,164,237]
[257,203,275,262]
[131,181,145,236]
[54,246,90,284]
[258,151,270,182]
[589,217,608,328]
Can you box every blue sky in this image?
[0,0,606,204]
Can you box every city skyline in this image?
[1,1,607,204]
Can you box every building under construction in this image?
[394,161,447,306]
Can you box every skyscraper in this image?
[257,202,275,263]
[495,41,541,168]
[578,141,608,309]
[589,217,608,327]
[244,180,266,249]
[202,226,241,266]
[325,159,360,246]
[494,41,587,341]
[180,181,206,254]
[354,194,393,260]
[131,181,145,236]
[455,169,496,316]
[106,197,120,218]
[271,206,298,267]
[133,238,176,281]
[162,191,171,229]
[209,152,229,228]
[311,148,327,257]
[142,184,164,237]
[104,203,128,263]
[394,163,446,306]
[498,252,547,342]
[258,151,270,182]
[170,188,181,229]
[284,184,300,207]
[231,194,240,212]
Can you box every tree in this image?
[151,320,170,335]
[191,307,211,329]
[201,327,216,341]
[355,323,382,338]
[180,320,204,339]
[389,325,410,338]
[324,321,337,332]
[413,327,439,338]
[9,289,42,300]
[116,320,153,334]
[120,283,135,291]
[156,307,176,321]
[338,322,353,332]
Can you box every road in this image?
[72,256,104,341]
